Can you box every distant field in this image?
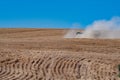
[0,28,120,80]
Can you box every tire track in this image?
[0,52,119,80]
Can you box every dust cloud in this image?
[64,16,120,39]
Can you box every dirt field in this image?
[0,28,120,80]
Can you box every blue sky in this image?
[0,0,120,28]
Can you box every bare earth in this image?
[0,28,120,80]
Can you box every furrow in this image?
[0,64,12,79]
[17,60,29,80]
[3,63,16,80]
[53,57,65,78]
[0,64,7,77]
[6,62,20,80]
[9,62,24,80]
[21,58,33,80]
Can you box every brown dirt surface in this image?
[0,28,120,80]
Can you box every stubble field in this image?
[0,28,120,80]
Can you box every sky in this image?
[0,0,120,28]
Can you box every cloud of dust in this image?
[64,16,120,39]
[64,23,82,38]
